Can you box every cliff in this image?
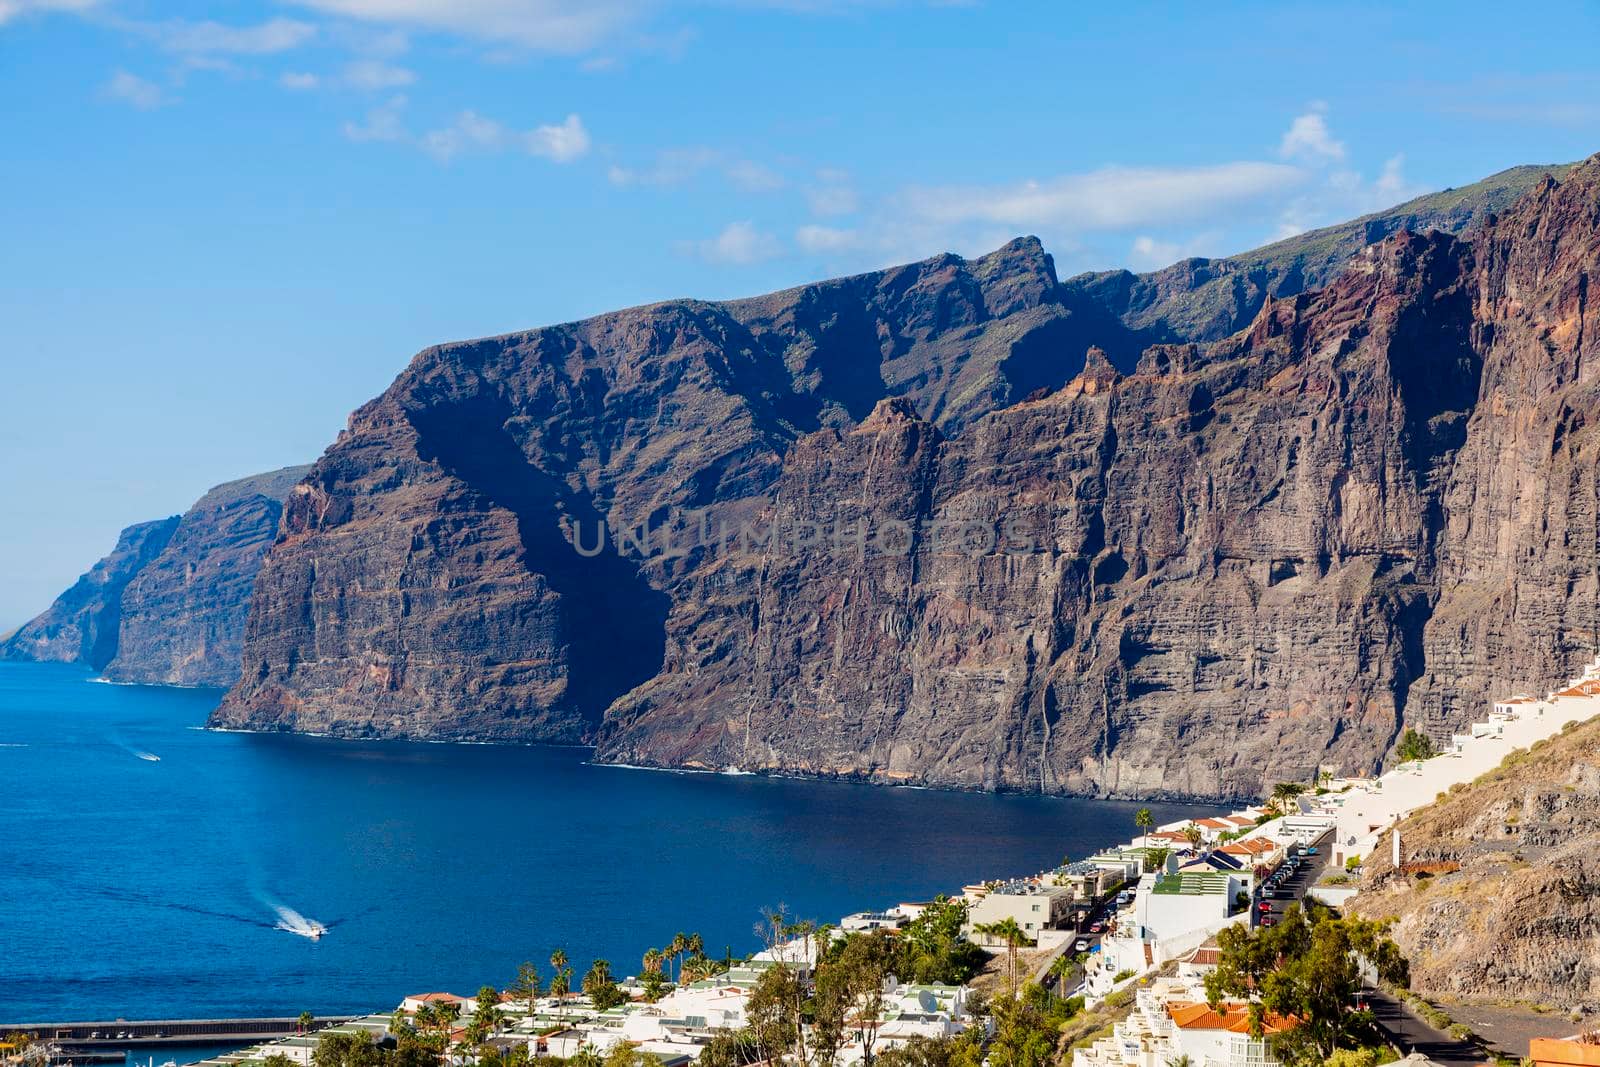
[104,466,312,686]
[0,517,180,669]
[1,466,307,685]
[1349,715,1600,1010]
[212,156,1600,798]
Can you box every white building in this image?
[1073,975,1295,1067]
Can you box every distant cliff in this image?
[1,466,309,685]
[213,156,1600,801]
[1,517,180,669]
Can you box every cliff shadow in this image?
[408,395,669,728]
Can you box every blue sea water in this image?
[0,661,1217,1022]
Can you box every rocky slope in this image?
[1,466,307,684]
[0,517,180,669]
[1350,716,1600,1010]
[104,466,311,686]
[215,155,1600,800]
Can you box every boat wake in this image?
[271,904,328,940]
[135,751,161,762]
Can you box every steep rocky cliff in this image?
[103,466,311,686]
[0,517,180,669]
[1,467,307,684]
[1350,716,1600,1010]
[217,156,1600,800]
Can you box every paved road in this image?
[1252,840,1331,927]
[1364,987,1487,1067]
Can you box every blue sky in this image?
[2,0,1599,630]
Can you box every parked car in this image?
[1257,900,1273,912]
[1260,916,1278,927]
[1089,922,1104,933]
[1075,939,1091,951]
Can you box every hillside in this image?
[1350,714,1600,1011]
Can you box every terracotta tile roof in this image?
[1557,680,1600,698]
[1195,818,1233,830]
[1166,1001,1296,1033]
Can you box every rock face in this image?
[1,466,307,685]
[217,156,1600,800]
[104,466,312,686]
[1350,716,1600,1010]
[0,517,180,669]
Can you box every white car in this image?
[1075,939,1091,951]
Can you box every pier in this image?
[0,1017,359,1049]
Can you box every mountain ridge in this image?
[209,154,1600,800]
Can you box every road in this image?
[1252,840,1330,928]
[1364,987,1487,1067]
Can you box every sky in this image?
[2,0,1599,630]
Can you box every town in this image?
[10,660,1600,1067]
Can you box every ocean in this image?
[0,661,1216,1022]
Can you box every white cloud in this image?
[286,0,640,53]
[148,17,317,54]
[103,69,166,109]
[1271,154,1426,241]
[342,93,409,142]
[726,159,786,192]
[608,147,782,189]
[1279,107,1346,163]
[281,71,321,90]
[806,175,858,217]
[687,221,782,265]
[393,107,589,162]
[795,224,859,253]
[0,0,98,25]
[899,161,1305,232]
[341,58,416,89]
[1128,231,1223,271]
[525,113,590,162]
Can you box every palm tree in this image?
[667,932,689,983]
[1181,823,1204,852]
[974,917,1028,991]
[1134,807,1154,843]
[550,948,571,998]
[686,931,704,966]
[642,947,663,975]
[1271,781,1304,809]
[297,1011,314,1036]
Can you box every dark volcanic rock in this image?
[215,239,1098,741]
[104,465,312,686]
[221,155,1600,800]
[2,466,307,685]
[1,517,179,669]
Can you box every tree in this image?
[1272,782,1305,809]
[468,985,503,1044]
[973,918,1029,992]
[745,961,804,1066]
[666,932,689,983]
[1145,846,1171,873]
[874,1032,983,1067]
[312,1032,384,1067]
[298,1012,315,1036]
[1396,729,1436,764]
[583,959,627,1010]
[511,961,542,1017]
[414,1002,461,1067]
[984,988,1057,1067]
[1134,807,1154,840]
[549,949,572,998]
[813,931,894,1067]
[756,904,818,1067]
[263,1056,297,1067]
[1181,824,1204,851]
[893,896,985,985]
[1205,904,1410,1066]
